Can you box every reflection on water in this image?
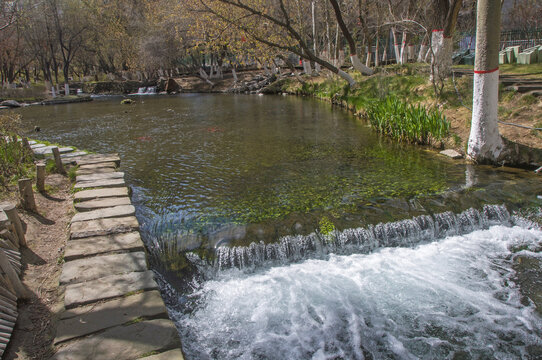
[19,95,541,251]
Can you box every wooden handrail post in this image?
[36,163,46,193]
[18,178,37,212]
[2,204,26,247]
[52,147,66,174]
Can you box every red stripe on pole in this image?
[432,29,444,32]
[474,67,499,74]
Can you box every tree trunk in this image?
[399,31,408,65]
[328,0,373,75]
[431,0,463,80]
[430,30,453,81]
[375,37,380,67]
[467,0,504,163]
[63,64,70,96]
[417,36,428,63]
[392,28,400,64]
[408,43,415,61]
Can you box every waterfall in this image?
[136,86,157,95]
[212,205,514,271]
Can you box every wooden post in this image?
[2,204,26,247]
[52,147,65,174]
[36,163,46,193]
[0,249,29,299]
[18,179,37,213]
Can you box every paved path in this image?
[53,153,184,360]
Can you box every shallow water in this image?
[18,95,541,251]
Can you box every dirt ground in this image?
[443,95,542,152]
[2,173,73,360]
[175,69,262,93]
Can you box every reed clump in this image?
[364,96,450,145]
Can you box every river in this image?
[19,94,542,359]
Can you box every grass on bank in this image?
[282,64,448,145]
[0,112,34,189]
[365,96,449,145]
[279,62,541,148]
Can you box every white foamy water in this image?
[176,225,542,359]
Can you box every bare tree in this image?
[430,0,462,82]
[47,0,88,95]
[0,0,18,32]
[328,0,373,75]
[199,0,359,85]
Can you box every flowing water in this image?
[18,94,542,359]
[176,223,542,359]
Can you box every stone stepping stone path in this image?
[70,216,140,239]
[64,232,144,261]
[74,187,129,202]
[75,171,124,182]
[33,146,74,156]
[70,204,135,223]
[74,196,132,212]
[60,151,89,158]
[76,167,116,176]
[73,177,126,190]
[54,153,184,359]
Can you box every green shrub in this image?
[67,165,78,182]
[0,113,34,188]
[520,94,537,106]
[0,112,34,187]
[364,96,450,145]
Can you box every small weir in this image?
[210,204,515,271]
[175,209,542,360]
[135,86,157,95]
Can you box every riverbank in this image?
[0,139,184,358]
[265,65,542,156]
[167,64,542,160]
[0,96,93,109]
[1,173,72,359]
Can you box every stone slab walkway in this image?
[74,187,129,202]
[74,197,132,212]
[53,153,184,359]
[70,204,136,223]
[70,216,139,239]
[73,177,126,190]
[64,232,144,261]
[75,171,124,182]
